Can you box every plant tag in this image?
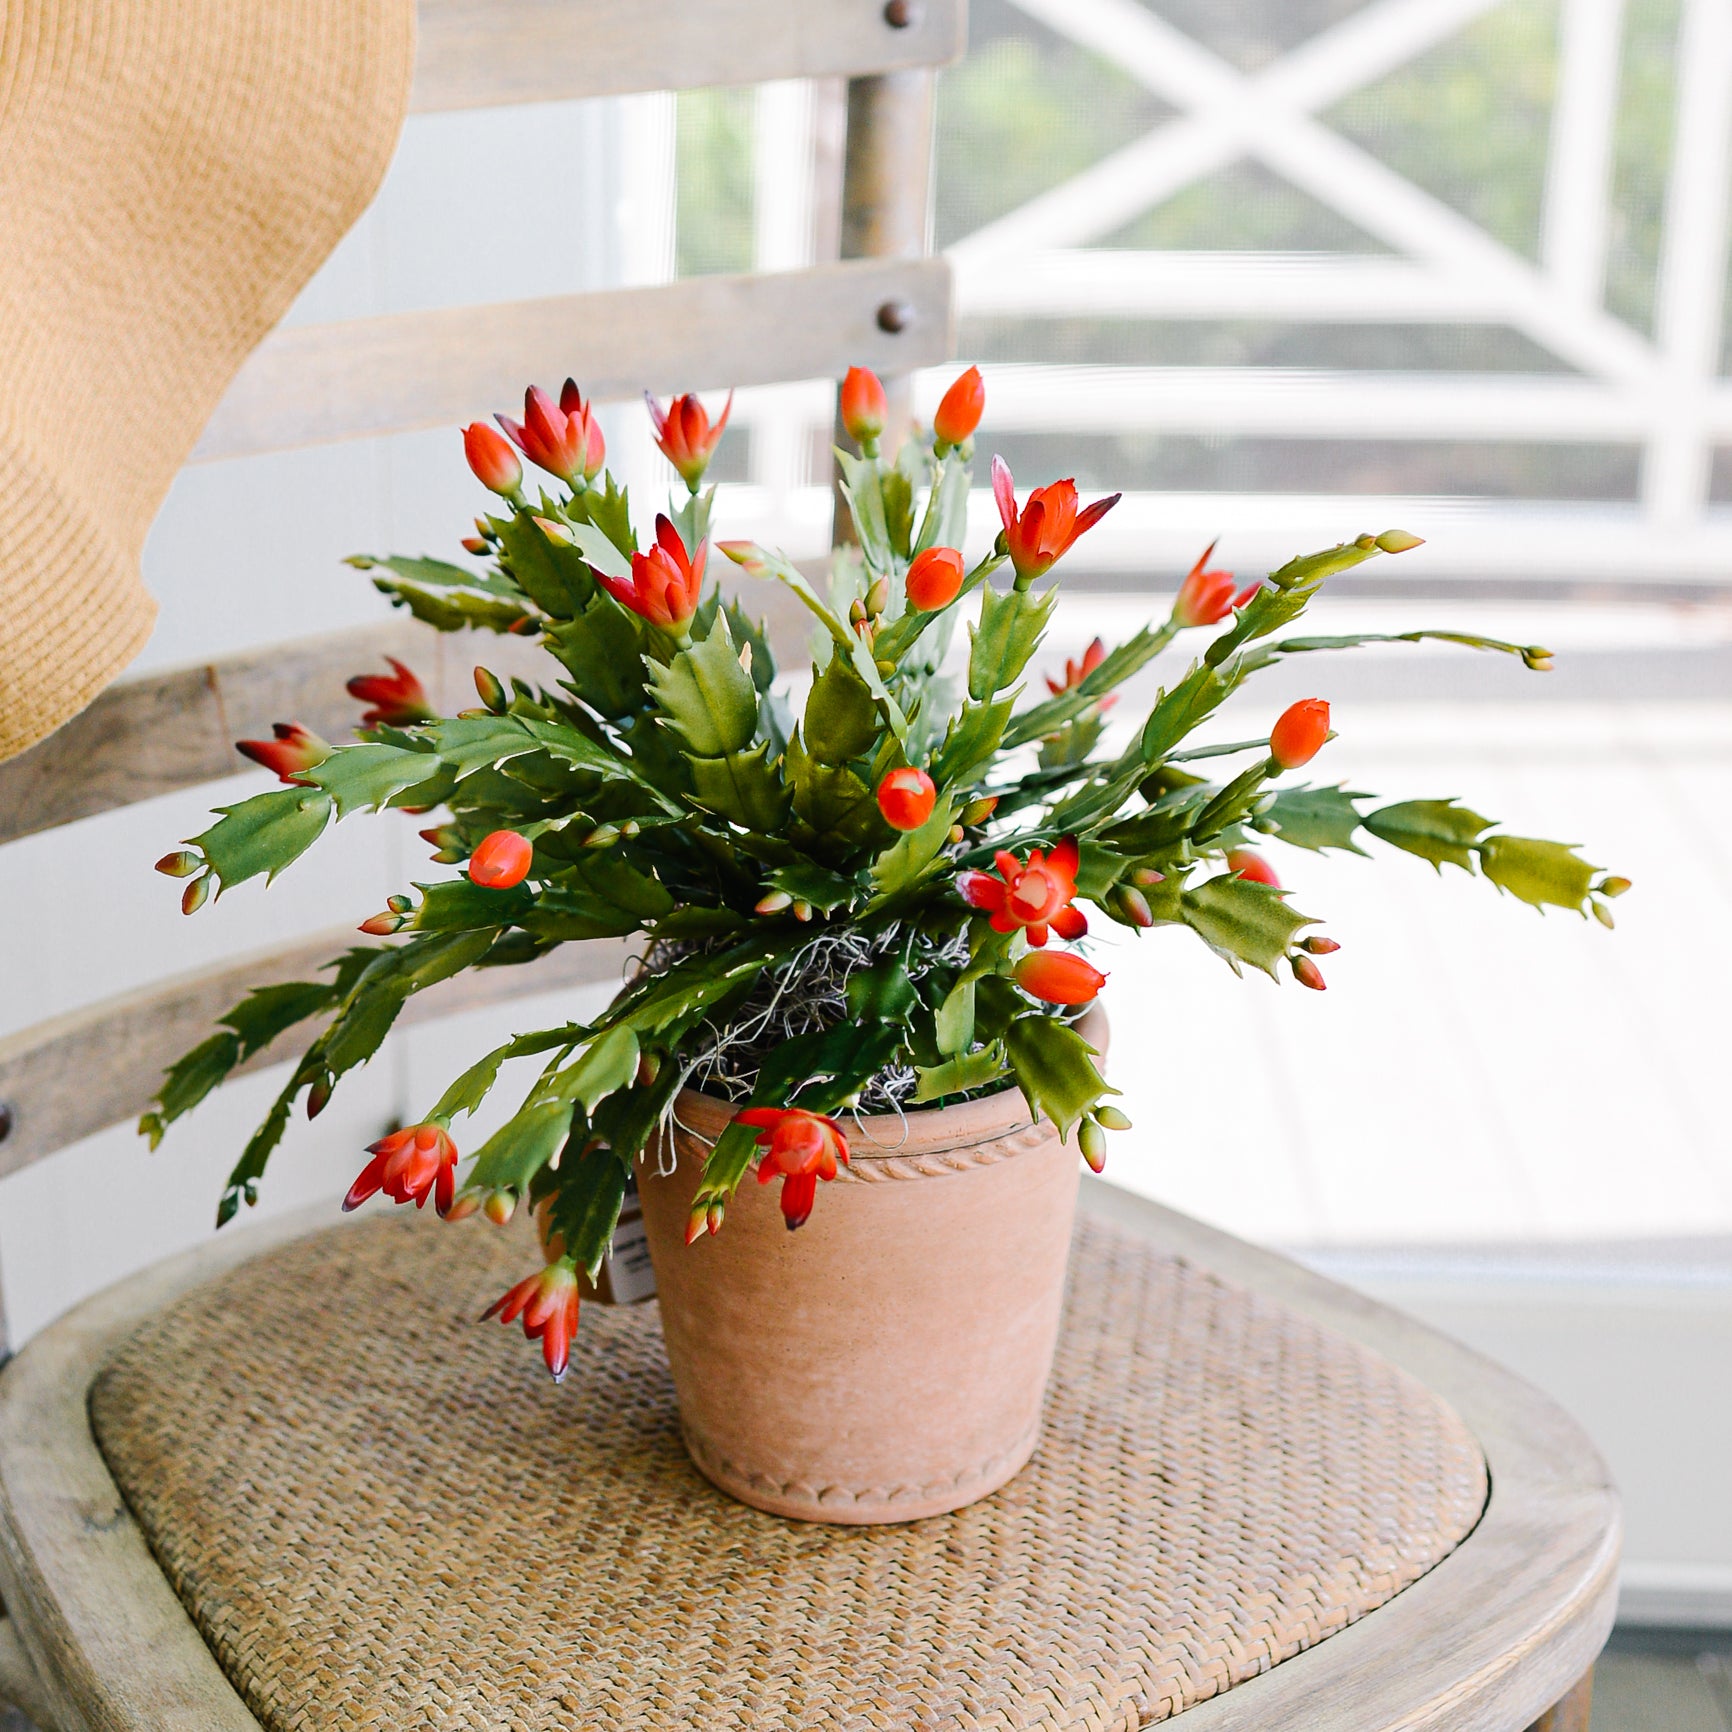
[585,1173,657,1305]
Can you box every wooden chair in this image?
[0,4,1616,1727]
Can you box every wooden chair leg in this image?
[1527,1665,1593,1732]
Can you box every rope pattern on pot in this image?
[91,1210,1488,1731]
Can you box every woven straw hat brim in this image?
[0,0,417,762]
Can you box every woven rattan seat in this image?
[86,1208,1487,1731]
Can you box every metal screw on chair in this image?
[0,1101,13,1144]
[877,299,914,334]
[883,0,920,27]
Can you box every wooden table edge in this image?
[0,1184,1619,1732]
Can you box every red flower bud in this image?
[463,422,522,496]
[598,514,705,632]
[484,1259,581,1380]
[1269,698,1331,770]
[736,1106,850,1230]
[1078,1119,1107,1174]
[1292,954,1327,991]
[1300,935,1340,955]
[905,546,966,611]
[345,1121,459,1216]
[933,365,985,448]
[1014,949,1107,1005]
[155,850,201,878]
[236,721,329,784]
[181,874,211,916]
[497,380,604,485]
[358,908,408,935]
[1173,541,1260,628]
[1226,848,1281,888]
[992,457,1119,584]
[877,766,937,831]
[483,1187,518,1226]
[647,389,732,488]
[469,829,533,889]
[348,658,433,728]
[840,366,887,445]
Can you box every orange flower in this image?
[347,657,433,727]
[1174,541,1259,628]
[469,829,534,889]
[647,389,733,488]
[735,1106,850,1230]
[991,457,1119,583]
[1044,636,1117,714]
[957,837,1087,946]
[1270,699,1331,770]
[498,380,605,485]
[933,365,985,448]
[343,1121,459,1216]
[484,1259,582,1380]
[1015,949,1107,1006]
[905,545,965,611]
[877,767,936,832]
[840,366,887,445]
[1225,848,1280,888]
[236,721,329,784]
[599,514,705,631]
[462,422,522,496]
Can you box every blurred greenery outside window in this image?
[672,0,1720,506]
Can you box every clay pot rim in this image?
[664,1003,1107,1161]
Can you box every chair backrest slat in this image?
[0,586,816,847]
[192,258,950,464]
[413,0,965,113]
[0,933,634,1187]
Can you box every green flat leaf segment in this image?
[1175,874,1316,977]
[1005,1015,1110,1138]
[1364,799,1495,872]
[191,787,333,892]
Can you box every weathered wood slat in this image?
[192,258,952,463]
[0,580,815,846]
[0,932,633,1180]
[0,1610,61,1729]
[411,0,966,114]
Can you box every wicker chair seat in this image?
[87,1208,1487,1731]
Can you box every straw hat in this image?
[0,1,416,763]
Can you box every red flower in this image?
[498,379,605,485]
[348,657,433,727]
[877,766,936,832]
[343,1121,459,1216]
[1015,949,1108,1006]
[933,365,984,448]
[991,457,1119,583]
[958,837,1086,946]
[598,514,705,632]
[1174,541,1259,628]
[1270,698,1331,770]
[905,545,965,611]
[647,389,732,488]
[236,721,329,784]
[463,422,522,496]
[469,829,533,889]
[735,1106,849,1230]
[485,1259,582,1380]
[1044,636,1117,714]
[840,366,887,445]
[1226,848,1280,888]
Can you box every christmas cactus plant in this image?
[146,365,1627,1378]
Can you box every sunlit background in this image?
[2,0,1729,1650]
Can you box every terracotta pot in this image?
[638,1007,1104,1524]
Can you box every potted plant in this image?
[146,364,1626,1522]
